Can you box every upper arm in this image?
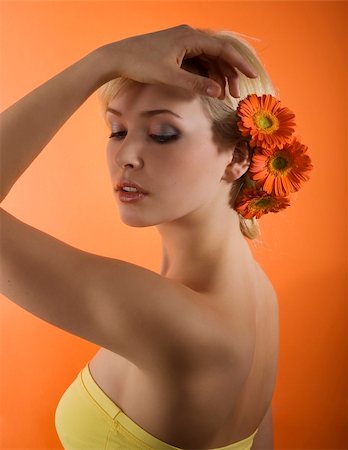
[0,208,213,372]
[251,404,274,450]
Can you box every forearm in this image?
[0,46,115,202]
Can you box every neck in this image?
[156,198,254,293]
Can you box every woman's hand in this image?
[98,24,258,99]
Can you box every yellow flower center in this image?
[253,110,279,134]
[254,197,272,209]
[269,151,291,174]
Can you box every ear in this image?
[221,139,252,183]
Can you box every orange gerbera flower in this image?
[237,94,296,150]
[235,188,291,219]
[248,138,313,197]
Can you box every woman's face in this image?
[105,82,233,227]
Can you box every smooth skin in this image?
[0,25,273,448]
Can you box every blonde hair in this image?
[97,28,277,242]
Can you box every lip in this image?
[115,179,149,194]
[117,190,148,203]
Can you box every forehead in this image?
[107,83,210,122]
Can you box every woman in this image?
[1,24,280,449]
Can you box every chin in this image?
[124,221,154,228]
[117,198,195,228]
[118,211,159,228]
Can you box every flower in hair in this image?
[237,94,296,150]
[234,187,291,219]
[234,94,313,219]
[249,138,314,197]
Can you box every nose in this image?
[112,136,144,170]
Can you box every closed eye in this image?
[108,131,179,144]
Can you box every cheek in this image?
[160,143,222,200]
[177,142,222,183]
[106,145,114,170]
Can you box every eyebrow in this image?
[106,107,183,120]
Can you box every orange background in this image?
[0,1,347,449]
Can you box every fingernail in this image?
[206,86,218,97]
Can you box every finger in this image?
[163,65,222,97]
[186,29,258,80]
[195,55,227,100]
[199,55,241,99]
[222,45,257,80]
[216,59,241,98]
[205,65,227,100]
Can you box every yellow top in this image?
[55,363,258,449]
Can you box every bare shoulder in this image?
[1,208,230,375]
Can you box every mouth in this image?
[115,180,149,195]
[116,189,148,203]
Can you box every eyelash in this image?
[108,131,179,145]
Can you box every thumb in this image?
[168,67,222,97]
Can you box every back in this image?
[55,363,259,450]
[55,260,279,449]
[216,262,279,444]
